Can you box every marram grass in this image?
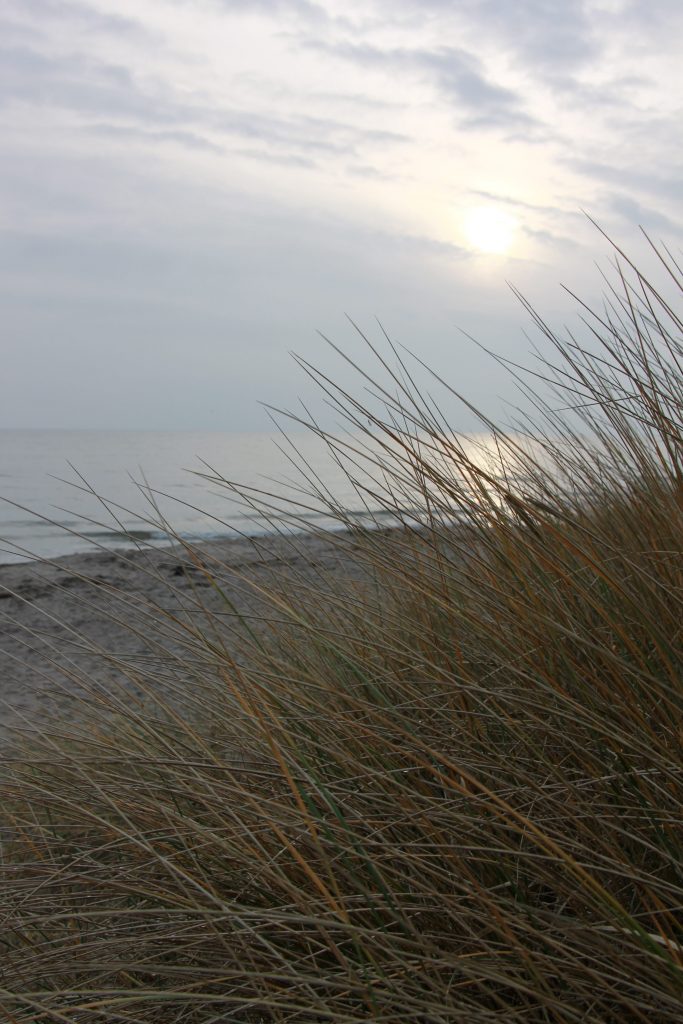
[1,235,682,1022]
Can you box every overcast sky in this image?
[1,0,681,431]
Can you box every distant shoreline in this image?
[0,525,304,569]
[0,426,417,568]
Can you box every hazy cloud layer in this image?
[302,39,539,132]
[1,0,681,429]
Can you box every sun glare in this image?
[464,206,517,255]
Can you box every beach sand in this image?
[0,530,367,749]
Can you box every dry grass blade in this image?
[1,234,682,1022]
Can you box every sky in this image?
[1,0,682,431]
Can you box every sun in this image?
[463,206,517,255]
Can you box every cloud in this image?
[373,0,681,118]
[215,0,324,15]
[607,194,682,236]
[468,189,578,221]
[0,44,177,122]
[2,0,150,41]
[231,146,318,169]
[346,162,395,180]
[544,73,647,111]
[213,0,357,32]
[0,0,681,432]
[611,0,683,38]
[210,107,406,158]
[0,35,408,174]
[363,0,597,74]
[84,122,225,154]
[301,39,538,133]
[466,0,596,73]
[570,158,683,206]
[411,48,538,130]
[352,0,598,77]
[0,12,47,46]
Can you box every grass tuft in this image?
[1,233,682,1022]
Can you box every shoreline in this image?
[0,521,353,570]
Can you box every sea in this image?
[0,429,428,565]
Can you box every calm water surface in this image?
[0,430,416,564]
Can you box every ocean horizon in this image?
[0,428,441,564]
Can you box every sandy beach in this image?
[0,530,365,749]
